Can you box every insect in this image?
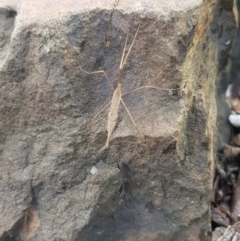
[80,22,179,148]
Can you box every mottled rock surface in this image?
[0,0,221,240]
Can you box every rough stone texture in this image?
[0,0,225,240]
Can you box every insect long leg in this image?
[120,32,129,69]
[93,101,112,120]
[121,23,141,70]
[79,66,114,124]
[122,86,181,96]
[79,67,114,90]
[120,98,142,138]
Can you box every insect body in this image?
[80,23,179,148]
[80,24,141,147]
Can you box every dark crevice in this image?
[0,216,24,241]
[213,0,240,239]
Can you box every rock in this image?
[232,173,240,222]
[212,226,226,241]
[230,133,240,146]
[212,207,230,227]
[229,114,240,127]
[0,0,231,240]
[212,225,240,241]
[90,166,98,175]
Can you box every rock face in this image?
[0,0,222,240]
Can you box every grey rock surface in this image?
[0,0,221,240]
